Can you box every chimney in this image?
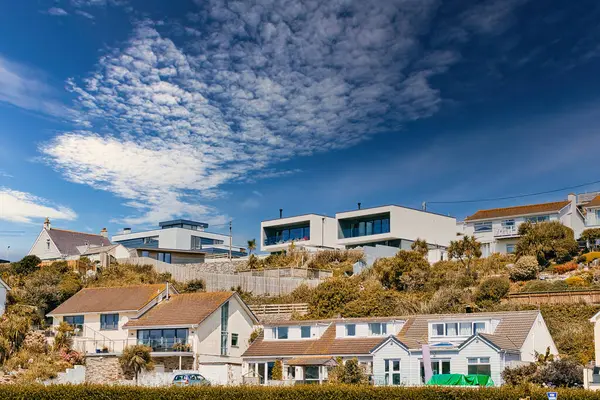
[279,209,283,219]
[100,228,108,238]
[358,202,361,210]
[43,217,51,230]
[568,193,577,206]
[123,228,132,234]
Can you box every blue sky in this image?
[2,0,600,260]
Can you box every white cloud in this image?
[241,198,260,210]
[0,188,77,224]
[47,7,69,16]
[75,10,95,19]
[0,55,72,117]
[0,171,12,178]
[41,0,526,225]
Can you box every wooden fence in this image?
[248,303,309,316]
[507,289,600,305]
[118,257,324,296]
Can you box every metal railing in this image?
[494,226,518,237]
[264,237,310,246]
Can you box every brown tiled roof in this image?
[465,201,570,221]
[243,310,541,358]
[586,195,600,208]
[48,284,166,315]
[124,292,234,328]
[478,333,521,352]
[47,228,112,256]
[287,357,338,366]
[263,316,406,327]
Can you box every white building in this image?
[28,218,113,262]
[112,219,247,261]
[242,310,557,386]
[582,194,600,229]
[0,277,10,316]
[260,205,457,262]
[463,194,585,256]
[47,285,258,385]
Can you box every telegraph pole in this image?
[229,220,232,260]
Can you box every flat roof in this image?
[159,219,209,228]
[262,213,333,223]
[135,247,207,255]
[336,204,455,219]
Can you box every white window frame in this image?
[301,326,311,339]
[384,359,401,386]
[345,324,356,337]
[474,222,492,233]
[272,327,289,340]
[431,321,486,337]
[431,323,445,336]
[467,357,491,376]
[369,322,387,336]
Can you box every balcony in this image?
[138,338,191,353]
[494,226,519,238]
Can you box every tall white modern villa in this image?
[260,205,457,262]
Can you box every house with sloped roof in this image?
[28,218,113,262]
[47,284,258,385]
[462,194,585,256]
[582,194,600,233]
[242,310,557,386]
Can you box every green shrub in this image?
[272,359,283,381]
[0,384,599,400]
[475,277,510,305]
[520,280,568,293]
[565,276,587,288]
[509,256,539,281]
[583,252,600,262]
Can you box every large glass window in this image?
[468,358,491,376]
[137,328,188,351]
[339,213,391,239]
[264,224,310,246]
[305,366,320,382]
[474,222,492,233]
[100,314,119,330]
[501,219,515,228]
[384,359,401,385]
[301,326,311,338]
[525,215,550,223]
[221,301,229,356]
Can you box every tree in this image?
[307,277,360,318]
[447,236,482,273]
[119,344,154,383]
[0,312,31,359]
[411,239,429,257]
[373,250,431,291]
[342,358,366,384]
[581,228,600,250]
[475,277,510,305]
[516,221,578,266]
[12,255,41,276]
[53,322,74,351]
[272,359,283,380]
[247,239,257,255]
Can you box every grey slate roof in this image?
[47,228,112,257]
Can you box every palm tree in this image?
[119,344,154,384]
[247,239,256,255]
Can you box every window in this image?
[305,366,320,382]
[459,322,472,336]
[420,360,451,383]
[287,366,296,379]
[501,219,515,227]
[345,324,356,337]
[506,244,515,254]
[141,250,150,257]
[301,326,311,338]
[468,358,491,376]
[526,215,550,223]
[264,224,310,246]
[221,301,229,356]
[339,214,391,238]
[46,239,51,250]
[231,333,239,347]
[369,323,387,336]
[432,323,445,336]
[137,329,188,351]
[384,359,401,385]
[63,315,84,335]
[474,222,492,233]
[278,327,289,339]
[157,252,171,264]
[100,314,119,330]
[473,322,485,334]
[446,323,458,336]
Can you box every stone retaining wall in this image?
[85,355,124,384]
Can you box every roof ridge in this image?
[82,283,166,290]
[470,200,569,214]
[48,228,106,237]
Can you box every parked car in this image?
[172,373,211,386]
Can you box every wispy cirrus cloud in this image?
[0,188,77,224]
[47,7,69,16]
[0,55,72,118]
[40,0,525,225]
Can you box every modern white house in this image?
[0,277,10,316]
[242,310,557,386]
[260,205,457,263]
[28,218,113,262]
[47,285,258,385]
[462,194,585,256]
[112,219,247,261]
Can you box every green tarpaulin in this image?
[426,374,494,387]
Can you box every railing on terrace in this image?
[494,226,519,237]
[138,338,191,352]
[71,337,193,355]
[264,237,309,246]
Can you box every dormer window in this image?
[432,321,486,337]
[301,326,311,338]
[369,323,387,336]
[345,324,356,337]
[432,323,444,336]
[272,327,289,339]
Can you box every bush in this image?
[502,363,538,386]
[535,358,583,387]
[0,384,598,399]
[516,221,578,265]
[520,280,568,293]
[509,256,539,281]
[22,331,48,354]
[272,359,283,381]
[307,277,360,318]
[181,279,205,293]
[373,250,431,291]
[553,262,578,275]
[565,276,587,288]
[475,277,510,305]
[583,252,600,263]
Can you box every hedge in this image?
[0,385,597,400]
